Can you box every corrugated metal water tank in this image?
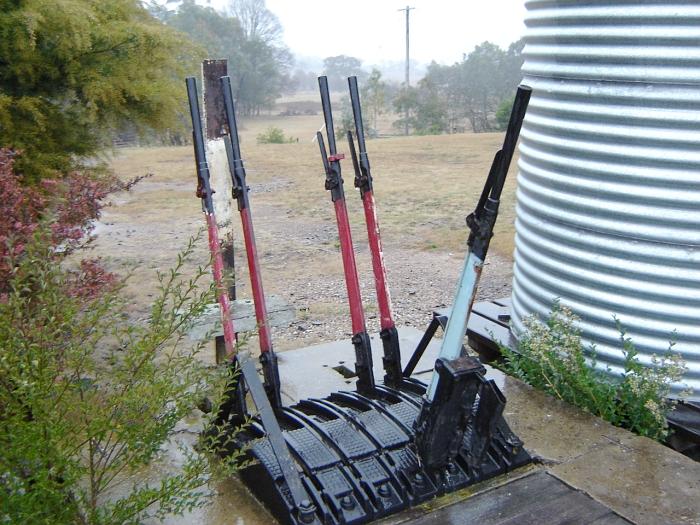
[511,0,700,399]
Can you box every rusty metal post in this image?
[203,59,236,359]
[202,59,236,303]
[203,59,228,141]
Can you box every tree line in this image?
[292,40,523,137]
[0,0,294,179]
[403,40,524,134]
[314,40,524,134]
[153,0,293,117]
[0,0,523,182]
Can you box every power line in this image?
[398,5,415,136]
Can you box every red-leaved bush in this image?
[0,150,46,265]
[0,148,116,297]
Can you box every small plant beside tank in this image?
[499,302,689,442]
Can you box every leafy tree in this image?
[495,97,513,131]
[407,40,524,135]
[323,55,366,91]
[413,78,449,135]
[361,69,387,133]
[456,41,509,132]
[503,39,525,89]
[392,87,416,134]
[0,0,198,181]
[162,0,245,65]
[421,61,463,132]
[165,0,292,116]
[327,71,378,139]
[335,99,355,141]
[228,0,293,114]
[392,80,448,136]
[454,40,524,132]
[290,69,318,92]
[229,0,283,44]
[237,37,293,115]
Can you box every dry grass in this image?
[111,116,520,255]
[104,114,519,320]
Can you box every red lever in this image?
[328,153,345,162]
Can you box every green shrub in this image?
[500,302,688,441]
[256,126,293,144]
[0,231,243,524]
[495,98,513,131]
[0,0,198,181]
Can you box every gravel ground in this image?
[97,151,515,353]
[230,181,514,351]
[269,247,513,350]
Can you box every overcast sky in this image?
[198,0,527,66]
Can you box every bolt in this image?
[340,494,355,510]
[298,499,316,524]
[414,472,425,485]
[377,483,391,497]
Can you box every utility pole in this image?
[399,5,415,136]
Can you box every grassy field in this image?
[102,113,520,334]
[111,115,519,256]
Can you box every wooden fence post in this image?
[202,59,236,362]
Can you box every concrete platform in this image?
[275,326,485,404]
[384,470,631,525]
[272,327,700,525]
[504,379,700,525]
[188,295,295,342]
[172,326,700,525]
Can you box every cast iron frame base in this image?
[219,377,530,525]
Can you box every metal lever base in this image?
[380,326,402,387]
[216,355,318,525]
[221,376,529,525]
[414,356,505,471]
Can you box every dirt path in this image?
[245,184,513,349]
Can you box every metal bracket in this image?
[380,326,403,387]
[239,355,318,523]
[351,331,376,395]
[413,356,486,469]
[402,312,449,378]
